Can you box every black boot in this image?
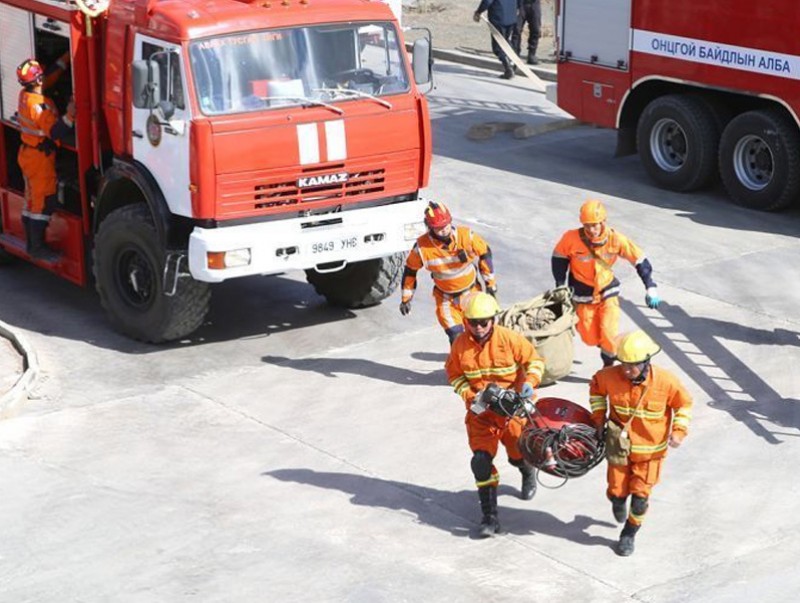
[519,465,537,501]
[499,64,515,79]
[477,486,501,538]
[22,216,31,249]
[616,521,640,557]
[27,220,60,263]
[610,496,628,523]
[527,43,539,65]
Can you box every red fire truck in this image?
[553,0,800,212]
[0,0,432,342]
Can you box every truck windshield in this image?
[188,22,410,115]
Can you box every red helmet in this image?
[17,59,44,86]
[518,397,605,478]
[424,202,452,230]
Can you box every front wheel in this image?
[94,204,211,342]
[636,94,720,192]
[305,253,404,308]
[719,109,800,211]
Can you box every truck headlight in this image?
[207,248,252,269]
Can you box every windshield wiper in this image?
[315,88,392,110]
[264,95,344,115]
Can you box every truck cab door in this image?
[131,35,192,218]
[559,0,631,69]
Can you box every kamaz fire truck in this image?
[0,0,432,341]
[553,0,800,212]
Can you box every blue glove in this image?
[520,383,535,401]
[645,287,661,309]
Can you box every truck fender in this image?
[95,159,172,245]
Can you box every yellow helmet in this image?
[579,199,607,224]
[615,330,661,364]
[464,292,500,320]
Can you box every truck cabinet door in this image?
[131,35,192,218]
[0,5,35,122]
[560,0,631,69]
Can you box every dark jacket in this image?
[476,0,520,27]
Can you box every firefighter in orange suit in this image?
[589,330,692,556]
[552,199,661,367]
[400,201,497,344]
[16,56,75,262]
[446,292,546,537]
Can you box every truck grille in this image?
[216,150,418,218]
[254,165,385,209]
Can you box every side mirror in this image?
[131,59,160,109]
[412,37,432,86]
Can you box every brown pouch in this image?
[603,385,649,466]
[604,420,631,466]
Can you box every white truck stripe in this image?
[325,120,347,161]
[297,123,320,165]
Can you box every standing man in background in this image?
[512,0,541,65]
[473,0,520,79]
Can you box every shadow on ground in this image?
[623,299,800,445]
[0,264,359,354]
[265,468,617,546]
[262,355,446,386]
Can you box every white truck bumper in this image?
[188,200,427,283]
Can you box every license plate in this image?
[311,236,358,254]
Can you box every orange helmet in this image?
[17,59,44,86]
[579,199,607,224]
[424,201,452,230]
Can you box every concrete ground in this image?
[1,52,800,602]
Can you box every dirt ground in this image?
[402,0,557,63]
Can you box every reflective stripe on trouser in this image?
[466,410,526,462]
[18,145,57,216]
[433,283,481,331]
[575,296,620,357]
[475,466,500,488]
[607,458,663,525]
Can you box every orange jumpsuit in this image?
[17,89,70,220]
[402,226,496,339]
[552,228,655,358]
[590,365,692,525]
[446,325,545,486]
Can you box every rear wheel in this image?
[94,204,211,342]
[637,94,720,191]
[305,253,403,308]
[719,109,800,211]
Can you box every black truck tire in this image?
[305,253,404,308]
[93,204,210,342]
[719,109,800,211]
[637,94,720,192]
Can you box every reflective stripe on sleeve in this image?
[590,395,607,413]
